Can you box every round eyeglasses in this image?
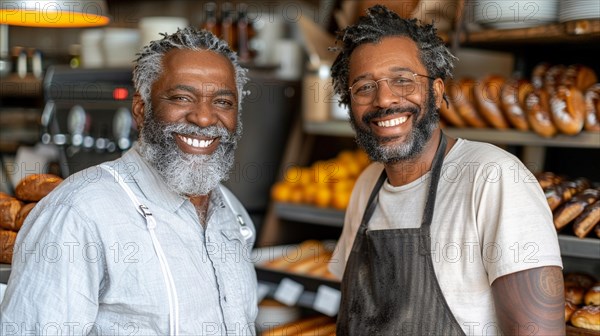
[349,71,435,105]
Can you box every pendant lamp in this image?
[0,0,110,27]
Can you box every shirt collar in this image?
[120,143,225,214]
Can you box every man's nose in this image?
[373,80,401,108]
[187,100,218,127]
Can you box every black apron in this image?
[337,134,465,336]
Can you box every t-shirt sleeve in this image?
[475,156,563,284]
[0,202,105,333]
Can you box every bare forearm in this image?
[492,266,565,336]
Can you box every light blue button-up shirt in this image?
[0,145,258,335]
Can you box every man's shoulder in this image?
[450,138,520,165]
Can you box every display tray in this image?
[567,325,600,336]
[274,203,344,227]
[558,235,600,259]
[0,263,11,284]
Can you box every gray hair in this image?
[331,5,457,108]
[132,26,249,110]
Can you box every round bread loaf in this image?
[549,85,585,135]
[584,83,600,131]
[446,79,488,128]
[0,197,23,231]
[0,229,17,264]
[474,75,509,129]
[564,273,596,290]
[15,174,63,202]
[525,88,557,137]
[438,96,466,127]
[500,78,532,131]
[565,285,585,305]
[531,63,551,89]
[584,285,600,306]
[565,301,578,322]
[571,305,600,331]
[14,202,37,232]
[563,65,598,91]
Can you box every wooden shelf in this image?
[459,19,600,46]
[0,74,43,98]
[304,121,600,148]
[274,202,344,227]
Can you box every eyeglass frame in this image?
[348,72,436,105]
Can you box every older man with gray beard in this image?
[1,27,258,335]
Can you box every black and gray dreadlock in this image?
[132,26,249,111]
[331,5,457,108]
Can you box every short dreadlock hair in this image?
[133,26,248,111]
[331,5,456,108]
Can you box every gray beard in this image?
[349,87,439,163]
[137,110,241,196]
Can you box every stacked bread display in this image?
[536,172,600,239]
[259,240,337,281]
[0,174,63,264]
[261,315,336,336]
[440,64,600,137]
[564,272,600,331]
[270,149,371,210]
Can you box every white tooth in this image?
[192,139,199,147]
[391,119,399,126]
[400,116,407,123]
[384,120,390,127]
[199,140,207,147]
[187,138,193,146]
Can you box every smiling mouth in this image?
[176,134,216,148]
[375,115,409,127]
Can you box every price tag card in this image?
[257,282,271,303]
[313,285,341,316]
[273,278,304,306]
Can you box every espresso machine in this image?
[41,65,136,177]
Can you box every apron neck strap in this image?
[358,131,448,233]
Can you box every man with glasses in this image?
[328,5,564,336]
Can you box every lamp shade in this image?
[0,0,110,27]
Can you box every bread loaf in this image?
[584,285,600,306]
[262,316,334,336]
[549,85,585,135]
[565,285,585,305]
[564,272,596,290]
[446,79,488,128]
[563,65,598,91]
[438,97,466,127]
[584,83,600,131]
[0,197,23,231]
[571,305,600,331]
[474,75,509,129]
[0,229,17,264]
[565,301,578,322]
[525,88,557,137]
[572,200,600,238]
[553,189,599,230]
[14,202,36,232]
[500,78,532,131]
[15,173,63,202]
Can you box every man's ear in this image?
[132,93,145,132]
[433,78,445,109]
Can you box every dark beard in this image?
[137,107,241,196]
[349,86,439,163]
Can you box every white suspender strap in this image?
[100,165,179,335]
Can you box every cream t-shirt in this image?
[329,139,562,336]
